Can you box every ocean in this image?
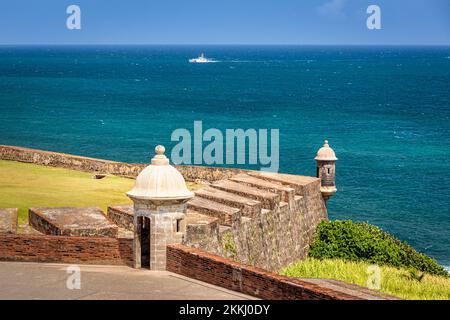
[0,45,449,267]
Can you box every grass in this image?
[0,160,199,225]
[281,258,450,300]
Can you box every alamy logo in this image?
[171,121,279,172]
[66,5,81,30]
[66,265,81,290]
[65,4,381,32]
[366,265,381,290]
[367,5,381,30]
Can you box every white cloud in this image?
[317,0,348,17]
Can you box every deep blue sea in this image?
[0,45,449,267]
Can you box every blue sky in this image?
[0,0,449,45]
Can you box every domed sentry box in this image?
[126,145,194,270]
[315,140,338,204]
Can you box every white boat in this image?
[189,53,215,63]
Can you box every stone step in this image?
[294,195,304,211]
[187,196,241,226]
[185,209,219,244]
[279,201,289,214]
[230,173,295,204]
[194,186,262,218]
[211,180,280,210]
[248,171,318,194]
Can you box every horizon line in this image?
[1,43,450,47]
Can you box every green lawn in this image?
[281,258,450,300]
[0,160,199,225]
[0,160,136,225]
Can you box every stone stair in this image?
[229,173,296,206]
[193,186,262,218]
[184,171,319,243]
[187,196,240,226]
[247,171,317,194]
[190,171,314,218]
[210,180,280,210]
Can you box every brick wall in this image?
[166,244,398,300]
[0,234,133,266]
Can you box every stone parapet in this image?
[29,207,118,237]
[0,145,247,182]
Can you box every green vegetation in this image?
[0,160,198,225]
[281,258,450,300]
[309,220,449,277]
[281,220,450,299]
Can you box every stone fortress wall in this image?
[183,172,327,272]
[0,145,246,182]
[0,145,327,272]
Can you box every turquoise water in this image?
[0,45,449,266]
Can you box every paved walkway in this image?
[0,261,256,300]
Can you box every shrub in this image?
[309,220,449,278]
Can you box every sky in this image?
[0,0,449,45]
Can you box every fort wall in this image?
[0,145,328,272]
[0,145,246,182]
[0,233,133,266]
[166,244,397,300]
[184,177,327,271]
